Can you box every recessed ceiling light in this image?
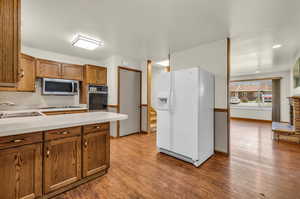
[157,60,169,67]
[72,34,104,50]
[272,44,282,49]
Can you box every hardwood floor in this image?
[54,119,300,199]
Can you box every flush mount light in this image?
[157,60,170,67]
[272,44,282,49]
[72,34,104,50]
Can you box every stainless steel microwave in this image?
[42,78,79,95]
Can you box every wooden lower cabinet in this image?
[44,136,82,194]
[83,130,110,177]
[0,143,42,199]
[0,123,110,198]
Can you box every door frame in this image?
[227,38,231,155]
[117,66,142,137]
[147,60,152,134]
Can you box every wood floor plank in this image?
[54,120,300,199]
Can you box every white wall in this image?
[171,39,228,109]
[231,70,291,122]
[291,50,300,96]
[22,46,104,66]
[231,106,272,121]
[101,55,142,105]
[141,61,148,104]
[3,47,144,109]
[101,55,144,137]
[170,39,229,153]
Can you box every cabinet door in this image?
[36,59,61,79]
[0,0,20,84]
[85,65,107,85]
[61,64,83,81]
[83,131,109,177]
[17,54,36,92]
[44,136,81,193]
[86,67,97,85]
[95,68,107,85]
[0,144,42,199]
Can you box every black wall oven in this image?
[88,85,108,110]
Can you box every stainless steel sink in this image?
[0,111,44,119]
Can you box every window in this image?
[230,80,272,107]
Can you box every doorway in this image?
[118,67,142,137]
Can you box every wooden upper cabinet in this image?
[95,67,107,85]
[36,59,83,81]
[61,64,83,81]
[84,65,107,85]
[44,136,82,193]
[0,0,20,85]
[85,67,97,84]
[17,54,36,92]
[36,59,61,79]
[0,143,42,199]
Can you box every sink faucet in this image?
[0,101,15,106]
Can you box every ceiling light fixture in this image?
[157,60,169,67]
[72,34,104,50]
[272,44,282,49]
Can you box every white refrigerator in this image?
[153,67,214,167]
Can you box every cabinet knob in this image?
[84,141,88,148]
[13,139,24,143]
[18,69,25,79]
[58,131,69,135]
[46,149,50,158]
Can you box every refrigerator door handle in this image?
[169,71,175,113]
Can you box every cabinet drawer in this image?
[45,126,81,141]
[0,132,43,150]
[83,123,109,134]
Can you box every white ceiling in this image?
[22,0,300,75]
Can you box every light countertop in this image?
[0,112,128,137]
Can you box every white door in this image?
[198,69,215,161]
[154,72,171,150]
[172,68,199,160]
[119,69,141,136]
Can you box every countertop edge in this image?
[0,114,127,137]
